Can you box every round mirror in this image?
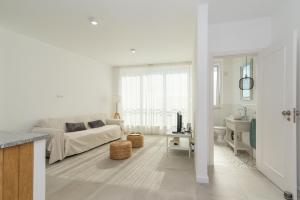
[239,77,254,90]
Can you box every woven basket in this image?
[127,133,144,148]
[110,140,132,160]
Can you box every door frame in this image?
[209,49,261,166]
[208,32,298,198]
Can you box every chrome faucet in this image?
[239,106,248,120]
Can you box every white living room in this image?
[0,0,197,199]
[0,0,299,200]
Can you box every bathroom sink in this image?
[226,117,250,123]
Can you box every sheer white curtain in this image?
[119,63,191,134]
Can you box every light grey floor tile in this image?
[46,135,283,200]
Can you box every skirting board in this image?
[197,175,209,183]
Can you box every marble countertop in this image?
[0,130,48,148]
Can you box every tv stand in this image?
[166,132,192,158]
[171,131,184,134]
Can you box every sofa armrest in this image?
[106,119,124,131]
[32,127,65,164]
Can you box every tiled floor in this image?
[206,143,283,200]
[46,135,283,200]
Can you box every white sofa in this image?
[32,113,124,164]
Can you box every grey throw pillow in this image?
[66,122,87,132]
[88,120,105,128]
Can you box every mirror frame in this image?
[240,58,254,101]
[239,77,254,90]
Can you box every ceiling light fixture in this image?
[130,49,136,54]
[88,17,99,26]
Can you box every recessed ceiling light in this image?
[130,49,136,54]
[88,17,99,26]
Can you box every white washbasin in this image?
[226,116,250,123]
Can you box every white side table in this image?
[166,132,192,158]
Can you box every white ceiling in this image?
[0,0,275,66]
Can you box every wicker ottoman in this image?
[110,140,132,160]
[127,133,144,148]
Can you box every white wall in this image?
[0,26,112,132]
[195,3,209,183]
[209,18,271,54]
[271,1,300,43]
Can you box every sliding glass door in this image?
[120,63,191,134]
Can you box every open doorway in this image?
[209,31,298,198]
[212,54,257,168]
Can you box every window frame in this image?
[213,63,222,109]
[240,58,254,101]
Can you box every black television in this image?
[176,112,182,133]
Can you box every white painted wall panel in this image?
[0,26,112,132]
[209,18,271,54]
[33,139,46,200]
[195,3,209,183]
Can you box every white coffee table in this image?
[166,132,192,158]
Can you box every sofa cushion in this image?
[88,120,105,128]
[66,122,87,132]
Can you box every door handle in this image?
[282,110,291,116]
[282,110,291,121]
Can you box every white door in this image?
[257,31,298,198]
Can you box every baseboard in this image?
[196,175,209,183]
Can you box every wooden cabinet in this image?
[225,117,251,156]
[0,143,33,200]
